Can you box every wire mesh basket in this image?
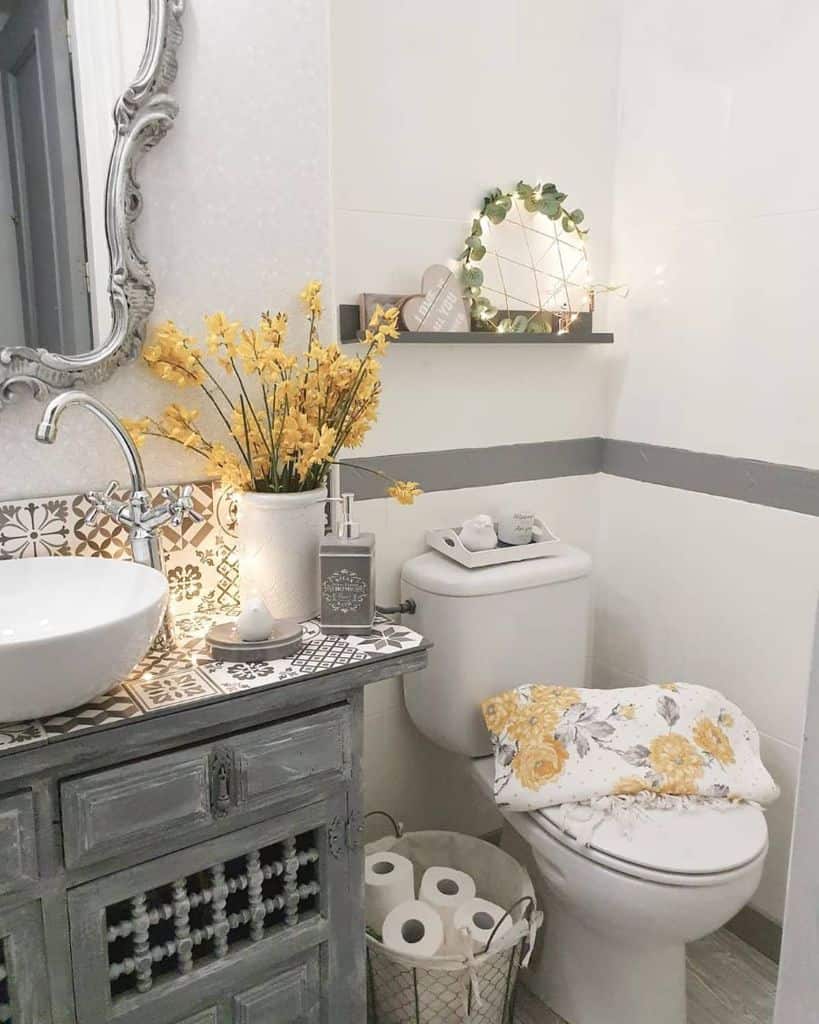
[365,815,541,1024]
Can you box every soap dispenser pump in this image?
[320,493,376,635]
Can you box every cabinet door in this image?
[0,902,53,1023]
[68,794,355,1024]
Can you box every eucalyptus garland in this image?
[458,180,588,333]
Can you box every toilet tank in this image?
[401,546,592,757]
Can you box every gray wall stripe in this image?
[603,439,819,517]
[340,438,603,499]
[341,435,819,515]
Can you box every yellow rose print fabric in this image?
[480,682,779,812]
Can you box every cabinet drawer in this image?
[233,713,350,813]
[61,707,350,870]
[61,749,213,869]
[0,791,37,895]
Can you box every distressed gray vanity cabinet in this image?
[0,642,427,1024]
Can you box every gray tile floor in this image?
[515,928,778,1024]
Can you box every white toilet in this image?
[401,546,768,1024]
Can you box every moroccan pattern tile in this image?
[42,689,142,738]
[0,499,72,557]
[123,670,221,712]
[0,481,239,618]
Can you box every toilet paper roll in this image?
[452,898,512,954]
[365,852,416,935]
[418,866,477,950]
[381,900,445,958]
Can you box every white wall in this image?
[595,0,819,922]
[331,0,622,458]
[331,0,623,836]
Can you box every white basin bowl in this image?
[0,557,168,722]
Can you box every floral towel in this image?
[480,682,779,813]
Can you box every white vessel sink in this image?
[0,557,168,722]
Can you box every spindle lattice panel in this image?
[105,829,320,1001]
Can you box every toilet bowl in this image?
[470,756,767,1024]
[400,547,769,1024]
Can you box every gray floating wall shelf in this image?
[338,304,613,345]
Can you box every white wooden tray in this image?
[425,517,563,568]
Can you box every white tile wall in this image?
[606,0,819,468]
[594,476,815,919]
[599,0,819,922]
[331,0,623,454]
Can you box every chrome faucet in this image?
[35,391,202,649]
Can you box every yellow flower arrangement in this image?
[123,284,421,502]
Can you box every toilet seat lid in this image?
[536,801,768,877]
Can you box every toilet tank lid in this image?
[401,545,592,597]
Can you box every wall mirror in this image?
[0,0,184,409]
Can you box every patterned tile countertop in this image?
[0,612,426,757]
[0,479,426,757]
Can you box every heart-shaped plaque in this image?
[400,265,470,332]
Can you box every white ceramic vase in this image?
[237,488,327,621]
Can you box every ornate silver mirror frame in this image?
[0,0,185,410]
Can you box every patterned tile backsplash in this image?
[0,480,240,616]
[0,480,427,755]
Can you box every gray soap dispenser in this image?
[320,493,376,635]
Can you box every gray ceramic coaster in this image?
[205,619,303,663]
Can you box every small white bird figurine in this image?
[236,598,275,642]
[459,514,498,552]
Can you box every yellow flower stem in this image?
[198,383,254,474]
[239,394,254,479]
[328,459,400,490]
[149,359,202,386]
[328,342,378,453]
[328,391,377,463]
[142,430,212,459]
[185,355,254,474]
[229,356,273,458]
[262,382,278,489]
[192,355,235,411]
